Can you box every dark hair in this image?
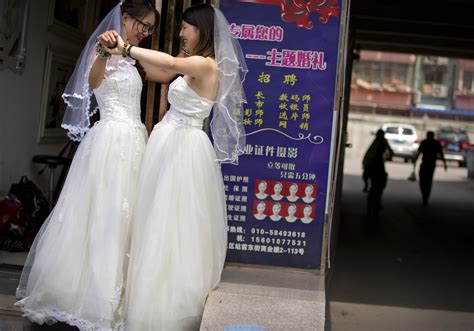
[182,4,215,57]
[376,129,385,138]
[121,0,160,28]
[427,131,435,139]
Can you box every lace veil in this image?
[211,8,248,165]
[61,1,134,141]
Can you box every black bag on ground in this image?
[0,193,27,251]
[2,176,50,251]
[9,176,50,225]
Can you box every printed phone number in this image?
[250,236,306,247]
[250,228,306,238]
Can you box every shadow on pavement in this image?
[327,174,474,313]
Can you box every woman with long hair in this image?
[103,4,247,329]
[15,1,159,329]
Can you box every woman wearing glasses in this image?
[15,1,159,330]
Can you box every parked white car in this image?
[382,123,419,162]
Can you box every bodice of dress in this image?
[161,76,215,129]
[93,63,143,127]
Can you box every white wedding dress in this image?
[16,63,147,331]
[124,76,228,331]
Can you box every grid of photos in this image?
[253,180,316,224]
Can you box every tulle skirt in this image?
[124,122,227,331]
[15,119,147,331]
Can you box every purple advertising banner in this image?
[219,0,342,269]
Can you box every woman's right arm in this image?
[88,31,118,89]
[140,49,186,83]
[88,57,107,89]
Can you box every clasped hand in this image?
[98,30,125,56]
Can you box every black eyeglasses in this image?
[131,16,156,35]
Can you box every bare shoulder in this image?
[191,56,217,82]
[199,56,217,75]
[182,55,216,78]
[186,57,218,100]
[188,55,214,67]
[204,57,218,77]
[205,56,217,68]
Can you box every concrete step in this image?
[200,265,326,331]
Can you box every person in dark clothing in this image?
[363,129,393,215]
[413,131,447,205]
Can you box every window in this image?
[352,61,413,92]
[385,127,414,135]
[460,71,474,95]
[421,56,449,98]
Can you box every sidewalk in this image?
[201,265,325,330]
[326,173,474,330]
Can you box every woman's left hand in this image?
[104,35,125,56]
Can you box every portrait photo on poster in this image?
[269,202,282,221]
[254,179,269,200]
[300,204,314,224]
[252,199,316,224]
[253,200,268,220]
[302,183,316,203]
[271,182,284,201]
[285,203,298,223]
[286,183,300,202]
[253,179,317,204]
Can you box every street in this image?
[327,135,474,330]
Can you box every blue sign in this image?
[219,0,342,269]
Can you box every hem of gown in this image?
[15,297,123,331]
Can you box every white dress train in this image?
[15,63,147,331]
[124,77,228,331]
